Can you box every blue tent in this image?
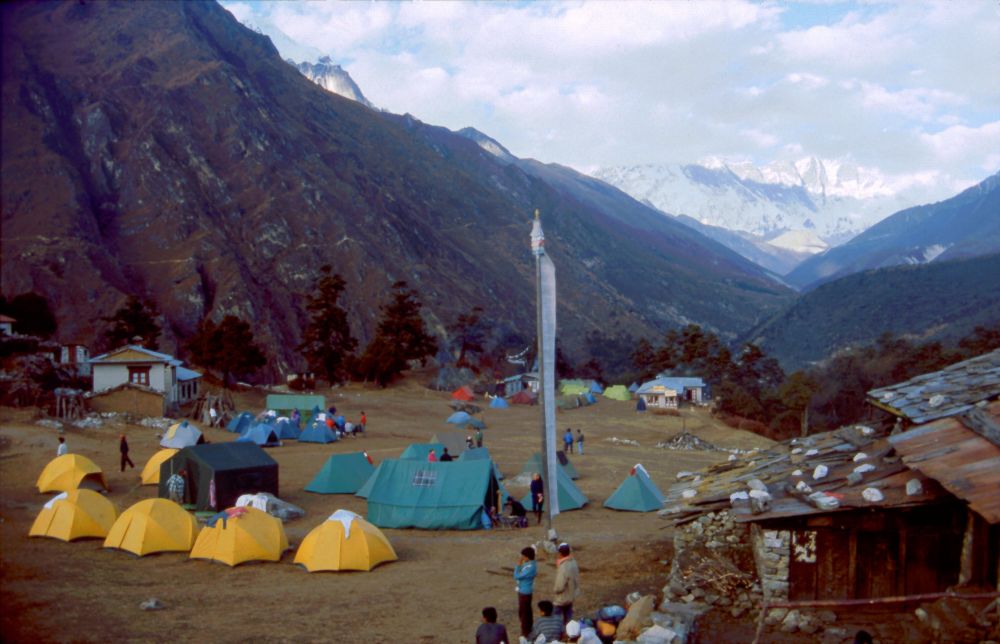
[636,397,647,412]
[628,382,639,393]
[226,411,254,434]
[302,405,324,429]
[445,411,486,430]
[236,423,281,447]
[334,415,346,430]
[489,397,510,409]
[298,421,338,444]
[589,381,604,394]
[584,392,597,404]
[274,417,301,440]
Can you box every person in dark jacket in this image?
[529,473,544,525]
[475,606,509,644]
[440,447,454,462]
[119,434,135,472]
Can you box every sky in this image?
[222,1,1000,198]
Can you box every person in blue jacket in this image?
[514,546,538,639]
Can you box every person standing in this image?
[475,606,509,644]
[514,546,538,638]
[529,473,544,525]
[440,447,454,462]
[56,436,68,457]
[119,434,135,471]
[166,469,187,504]
[359,411,367,433]
[576,429,585,456]
[475,427,484,448]
[563,428,573,454]
[553,542,581,625]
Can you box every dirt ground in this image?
[0,379,778,643]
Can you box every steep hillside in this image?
[787,173,1000,290]
[0,1,792,375]
[746,254,1000,370]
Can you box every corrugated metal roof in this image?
[888,401,1000,524]
[867,349,1000,424]
[638,377,705,395]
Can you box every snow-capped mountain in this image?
[291,57,373,108]
[591,159,923,248]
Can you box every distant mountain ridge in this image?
[591,158,936,252]
[786,172,1000,290]
[746,253,1000,370]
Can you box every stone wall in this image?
[750,524,790,602]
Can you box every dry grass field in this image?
[0,379,774,643]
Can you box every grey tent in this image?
[158,442,278,512]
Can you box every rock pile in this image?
[654,432,718,451]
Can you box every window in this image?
[411,470,438,487]
[128,366,151,386]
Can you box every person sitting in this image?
[505,497,528,527]
[440,447,454,462]
[427,449,438,462]
[475,606,509,644]
[344,421,354,438]
[528,600,564,643]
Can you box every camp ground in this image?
[305,452,374,494]
[603,464,665,512]
[158,442,279,511]
[364,459,507,529]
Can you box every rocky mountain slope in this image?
[0,1,792,375]
[785,172,1000,290]
[745,253,1000,370]
[290,56,373,108]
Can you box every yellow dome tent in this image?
[29,489,118,541]
[36,454,108,494]
[294,509,397,572]
[140,448,178,485]
[103,498,199,556]
[189,507,288,566]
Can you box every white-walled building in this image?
[89,345,201,406]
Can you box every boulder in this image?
[617,594,656,639]
[139,598,164,611]
[636,625,678,644]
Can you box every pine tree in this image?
[102,295,161,349]
[358,281,437,386]
[0,292,58,338]
[448,306,485,367]
[298,266,357,384]
[187,315,266,386]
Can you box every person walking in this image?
[119,434,135,471]
[514,546,538,638]
[553,542,581,625]
[576,429,585,456]
[56,436,68,456]
[529,473,544,525]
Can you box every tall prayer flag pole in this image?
[531,209,559,535]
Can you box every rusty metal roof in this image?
[888,401,1000,524]
[867,349,1000,424]
[659,423,950,524]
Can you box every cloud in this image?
[224,0,1000,200]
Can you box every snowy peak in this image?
[718,157,895,201]
[291,57,373,108]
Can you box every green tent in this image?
[265,394,326,417]
[400,443,445,461]
[305,452,375,494]
[560,380,589,395]
[459,447,503,480]
[365,459,506,530]
[603,464,665,512]
[603,385,632,401]
[521,451,579,480]
[519,466,588,512]
[354,462,382,499]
